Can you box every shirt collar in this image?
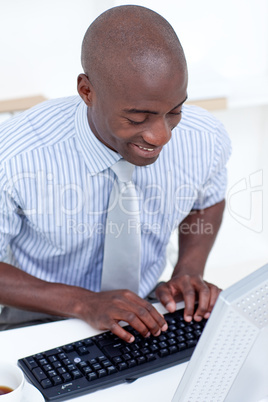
[75,99,121,175]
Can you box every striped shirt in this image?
[0,96,231,297]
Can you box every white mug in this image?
[0,362,24,401]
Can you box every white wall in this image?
[0,0,113,100]
[1,0,268,100]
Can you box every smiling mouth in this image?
[138,145,154,152]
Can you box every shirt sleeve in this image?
[192,121,232,210]
[0,165,22,261]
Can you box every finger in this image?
[120,291,168,334]
[109,321,135,343]
[193,281,210,321]
[120,302,167,337]
[141,301,168,332]
[204,285,222,319]
[179,277,197,322]
[155,283,177,313]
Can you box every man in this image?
[0,5,231,340]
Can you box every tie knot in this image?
[110,159,135,183]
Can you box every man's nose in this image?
[142,119,172,147]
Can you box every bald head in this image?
[81,5,187,91]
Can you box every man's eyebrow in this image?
[123,96,188,115]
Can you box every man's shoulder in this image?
[0,95,82,163]
[177,104,224,132]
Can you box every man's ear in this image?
[77,74,94,106]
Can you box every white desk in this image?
[0,303,187,402]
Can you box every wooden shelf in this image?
[0,95,47,113]
[186,97,227,111]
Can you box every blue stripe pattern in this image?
[0,96,231,297]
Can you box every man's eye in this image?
[127,118,146,125]
[169,111,182,116]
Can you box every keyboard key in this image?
[78,361,88,369]
[150,345,158,352]
[41,378,52,389]
[87,372,97,381]
[52,376,62,386]
[112,357,122,364]
[84,338,94,347]
[48,370,57,378]
[118,362,128,371]
[24,357,38,370]
[77,346,89,356]
[67,364,76,371]
[46,348,63,356]
[185,326,193,333]
[62,358,71,366]
[39,358,48,366]
[82,367,93,375]
[137,356,146,364]
[63,344,74,353]
[140,347,150,355]
[146,353,156,362]
[48,356,57,363]
[74,341,84,348]
[178,342,187,351]
[107,365,117,374]
[131,350,141,358]
[159,342,168,349]
[121,346,131,354]
[57,367,67,375]
[159,348,169,357]
[187,339,197,348]
[58,353,67,360]
[97,369,107,378]
[52,361,62,369]
[102,360,112,367]
[92,363,102,371]
[127,359,137,368]
[43,364,53,372]
[32,367,47,382]
[34,353,44,360]
[103,342,124,358]
[71,370,83,380]
[185,333,194,340]
[169,346,178,354]
[62,373,72,382]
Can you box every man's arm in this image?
[156,200,225,321]
[0,262,167,341]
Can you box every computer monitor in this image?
[172,263,268,402]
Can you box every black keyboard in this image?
[18,308,207,401]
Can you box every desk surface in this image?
[0,302,186,402]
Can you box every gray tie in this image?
[101,159,141,294]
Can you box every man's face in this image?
[86,67,188,166]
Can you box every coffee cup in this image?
[0,363,24,401]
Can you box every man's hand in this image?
[156,274,221,322]
[156,201,224,322]
[77,289,168,343]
